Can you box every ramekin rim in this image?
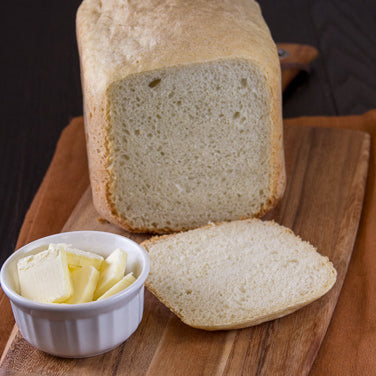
[0,231,150,312]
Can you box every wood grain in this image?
[259,0,376,118]
[0,125,369,375]
[309,0,376,115]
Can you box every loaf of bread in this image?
[76,0,285,233]
[142,219,337,330]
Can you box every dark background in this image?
[0,0,375,266]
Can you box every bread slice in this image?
[76,0,285,233]
[142,219,337,330]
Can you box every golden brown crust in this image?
[77,0,286,233]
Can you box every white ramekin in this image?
[0,231,150,358]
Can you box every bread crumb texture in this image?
[143,219,337,330]
[108,60,272,231]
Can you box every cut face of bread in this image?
[108,60,273,232]
[142,219,337,330]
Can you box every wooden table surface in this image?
[0,1,375,265]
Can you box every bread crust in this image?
[77,0,286,233]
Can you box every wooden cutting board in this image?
[0,124,369,375]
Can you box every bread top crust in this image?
[76,0,280,92]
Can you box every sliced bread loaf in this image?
[142,219,337,330]
[76,0,285,233]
